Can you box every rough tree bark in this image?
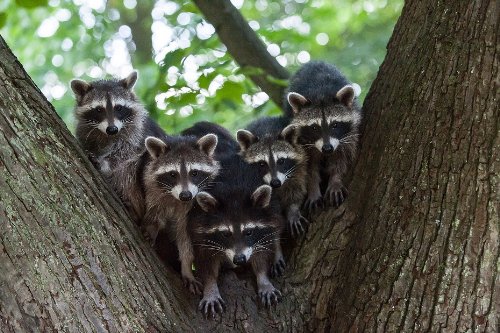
[0,0,498,332]
[283,0,499,330]
[0,36,197,332]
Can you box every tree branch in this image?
[192,0,289,108]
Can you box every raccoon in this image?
[236,117,309,276]
[283,61,361,211]
[183,121,290,275]
[188,154,284,317]
[141,133,219,294]
[181,121,240,158]
[71,71,166,221]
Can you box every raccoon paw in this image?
[258,285,282,307]
[303,195,323,212]
[198,294,225,318]
[325,185,348,208]
[289,213,310,238]
[183,276,203,295]
[87,153,100,169]
[141,227,156,247]
[271,257,286,278]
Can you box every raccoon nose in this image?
[270,179,282,188]
[179,191,193,201]
[322,144,334,154]
[233,254,247,266]
[106,125,119,135]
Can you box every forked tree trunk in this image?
[0,0,498,331]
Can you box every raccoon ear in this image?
[336,85,355,108]
[236,129,257,152]
[120,71,138,90]
[70,79,91,99]
[196,192,218,213]
[280,124,297,144]
[145,136,168,159]
[197,134,218,157]
[287,92,309,114]
[251,185,272,208]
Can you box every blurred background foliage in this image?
[1,0,402,133]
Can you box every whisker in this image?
[202,239,225,248]
[254,232,281,246]
[197,175,214,189]
[84,126,100,143]
[194,245,224,251]
[156,181,173,191]
[252,248,274,255]
[254,238,283,247]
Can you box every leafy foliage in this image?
[1,0,402,134]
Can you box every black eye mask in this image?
[243,226,275,247]
[114,105,134,121]
[156,172,178,189]
[298,124,322,144]
[277,158,296,174]
[190,170,211,186]
[329,121,351,139]
[82,106,105,123]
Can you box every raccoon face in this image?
[193,186,279,266]
[71,72,145,136]
[145,134,219,202]
[286,86,361,155]
[296,120,352,153]
[237,130,303,189]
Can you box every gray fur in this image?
[239,117,309,276]
[238,120,309,236]
[71,71,166,221]
[141,135,220,294]
[284,61,361,211]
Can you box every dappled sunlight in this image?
[1,0,403,132]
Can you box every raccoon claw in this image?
[303,196,323,212]
[258,286,282,307]
[87,153,99,168]
[183,276,203,295]
[271,257,286,277]
[289,214,310,238]
[198,295,225,318]
[141,229,156,247]
[142,224,159,247]
[325,186,348,208]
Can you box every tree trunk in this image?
[0,0,498,331]
[0,36,200,332]
[287,0,499,331]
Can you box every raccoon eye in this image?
[277,158,284,165]
[91,106,105,113]
[168,171,177,178]
[190,170,198,177]
[222,230,232,238]
[244,229,253,236]
[331,122,338,128]
[312,124,320,131]
[258,161,266,167]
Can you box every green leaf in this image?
[175,92,197,105]
[198,71,218,89]
[15,0,48,8]
[216,81,244,101]
[162,49,186,68]
[236,66,265,76]
[266,75,289,87]
[0,12,6,28]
